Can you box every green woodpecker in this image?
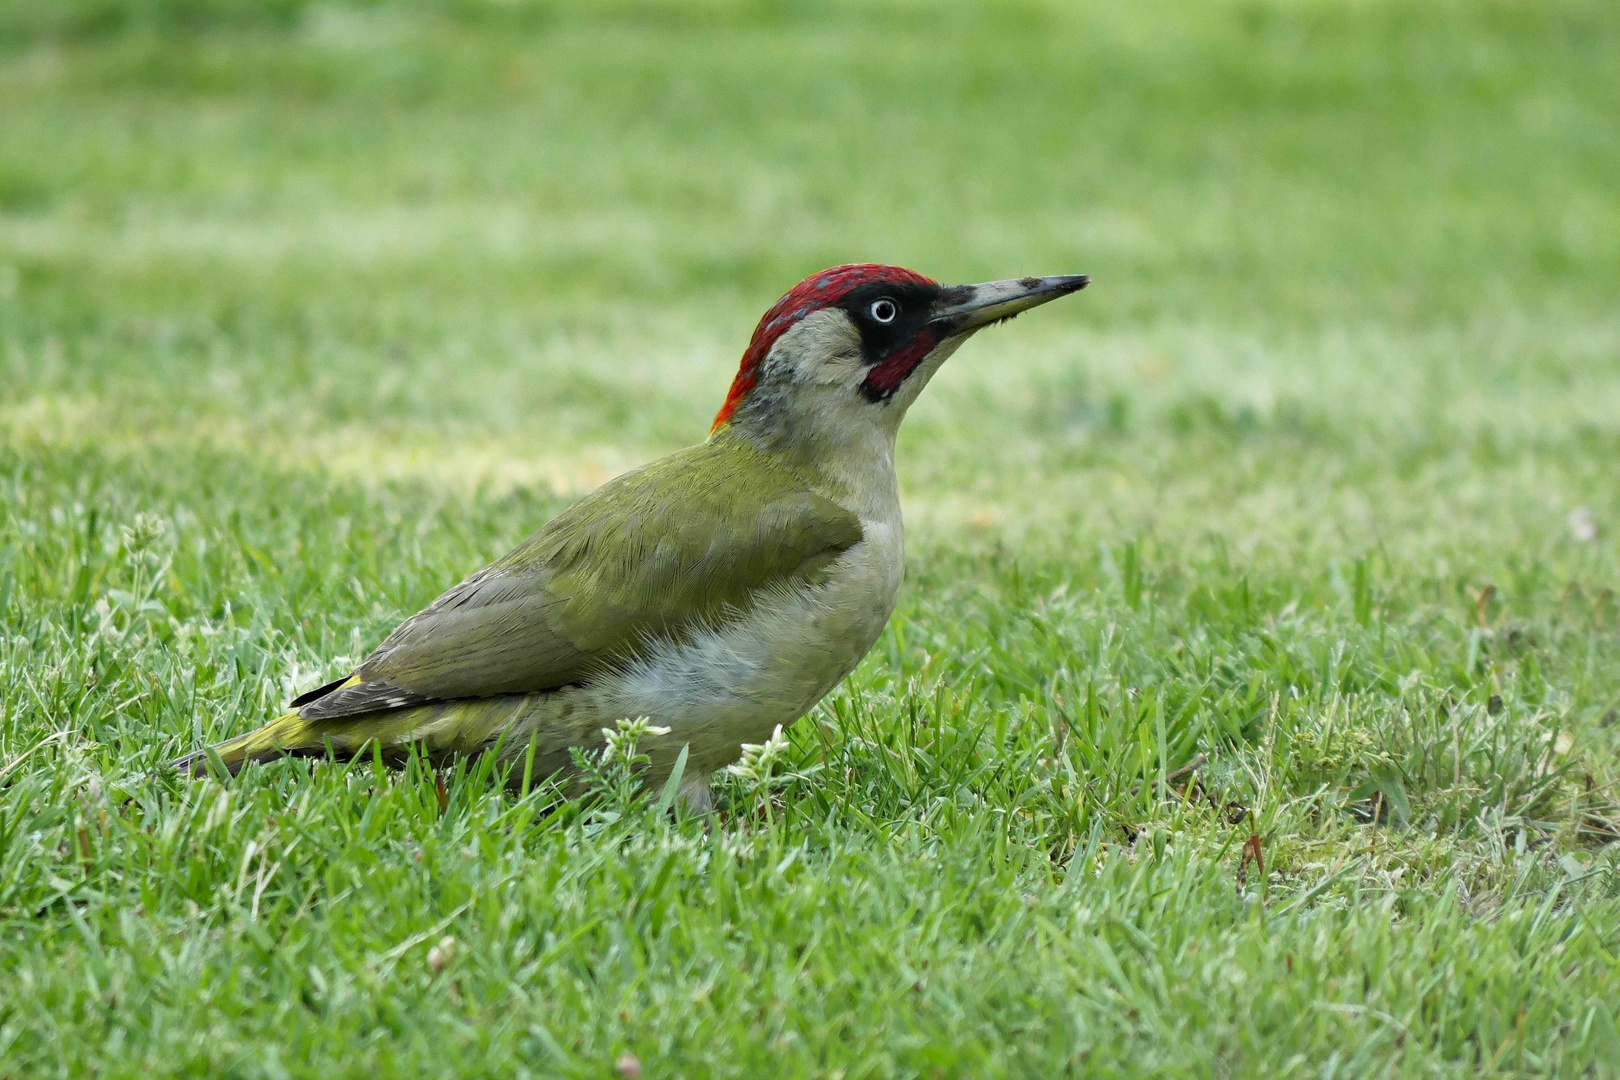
[176,265,1089,809]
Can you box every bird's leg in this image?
[676,770,714,817]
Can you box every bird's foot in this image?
[676,770,714,817]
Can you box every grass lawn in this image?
[3,0,1620,1074]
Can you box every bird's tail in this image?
[170,697,531,777]
[170,711,322,777]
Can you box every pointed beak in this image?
[929,274,1090,335]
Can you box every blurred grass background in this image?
[2,1,1620,1076]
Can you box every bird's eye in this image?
[869,298,898,324]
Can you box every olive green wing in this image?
[296,441,863,721]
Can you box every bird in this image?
[174,264,1089,810]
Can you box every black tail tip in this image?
[167,746,239,780]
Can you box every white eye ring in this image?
[869,298,898,324]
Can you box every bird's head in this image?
[711,264,1089,445]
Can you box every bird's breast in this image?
[587,512,905,772]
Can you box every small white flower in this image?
[599,717,671,765]
[727,724,790,783]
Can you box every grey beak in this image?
[930,274,1090,334]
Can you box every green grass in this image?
[3,0,1620,1074]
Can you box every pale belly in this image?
[463,519,905,784]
